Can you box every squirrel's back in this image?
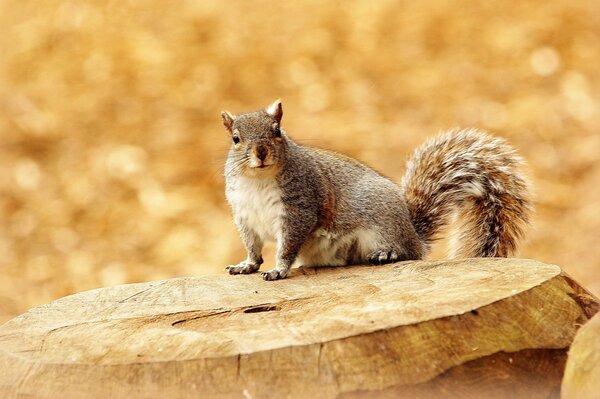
[279,141,427,262]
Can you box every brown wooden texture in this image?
[0,258,596,398]
[562,311,600,399]
[341,348,568,399]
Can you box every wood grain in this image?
[562,311,600,399]
[0,258,596,398]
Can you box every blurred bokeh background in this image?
[1,0,599,323]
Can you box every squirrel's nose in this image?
[256,145,268,161]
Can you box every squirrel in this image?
[221,99,532,281]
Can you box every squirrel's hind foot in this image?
[367,249,400,265]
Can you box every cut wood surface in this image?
[562,311,600,399]
[0,258,597,399]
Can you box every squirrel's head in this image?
[221,99,286,175]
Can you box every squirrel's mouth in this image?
[251,162,273,169]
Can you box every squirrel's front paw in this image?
[260,268,288,281]
[226,262,261,275]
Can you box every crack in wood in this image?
[171,310,232,326]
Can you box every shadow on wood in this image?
[0,258,597,398]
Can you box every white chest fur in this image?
[226,176,284,241]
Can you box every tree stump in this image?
[0,258,597,399]
[562,311,600,398]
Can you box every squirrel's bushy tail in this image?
[402,129,532,258]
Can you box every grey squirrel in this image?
[222,100,531,281]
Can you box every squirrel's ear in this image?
[221,111,235,133]
[266,99,283,124]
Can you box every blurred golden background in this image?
[1,0,599,323]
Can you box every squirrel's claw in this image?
[226,263,260,275]
[368,250,399,265]
[260,269,287,281]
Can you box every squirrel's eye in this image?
[274,128,281,138]
[232,135,240,144]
